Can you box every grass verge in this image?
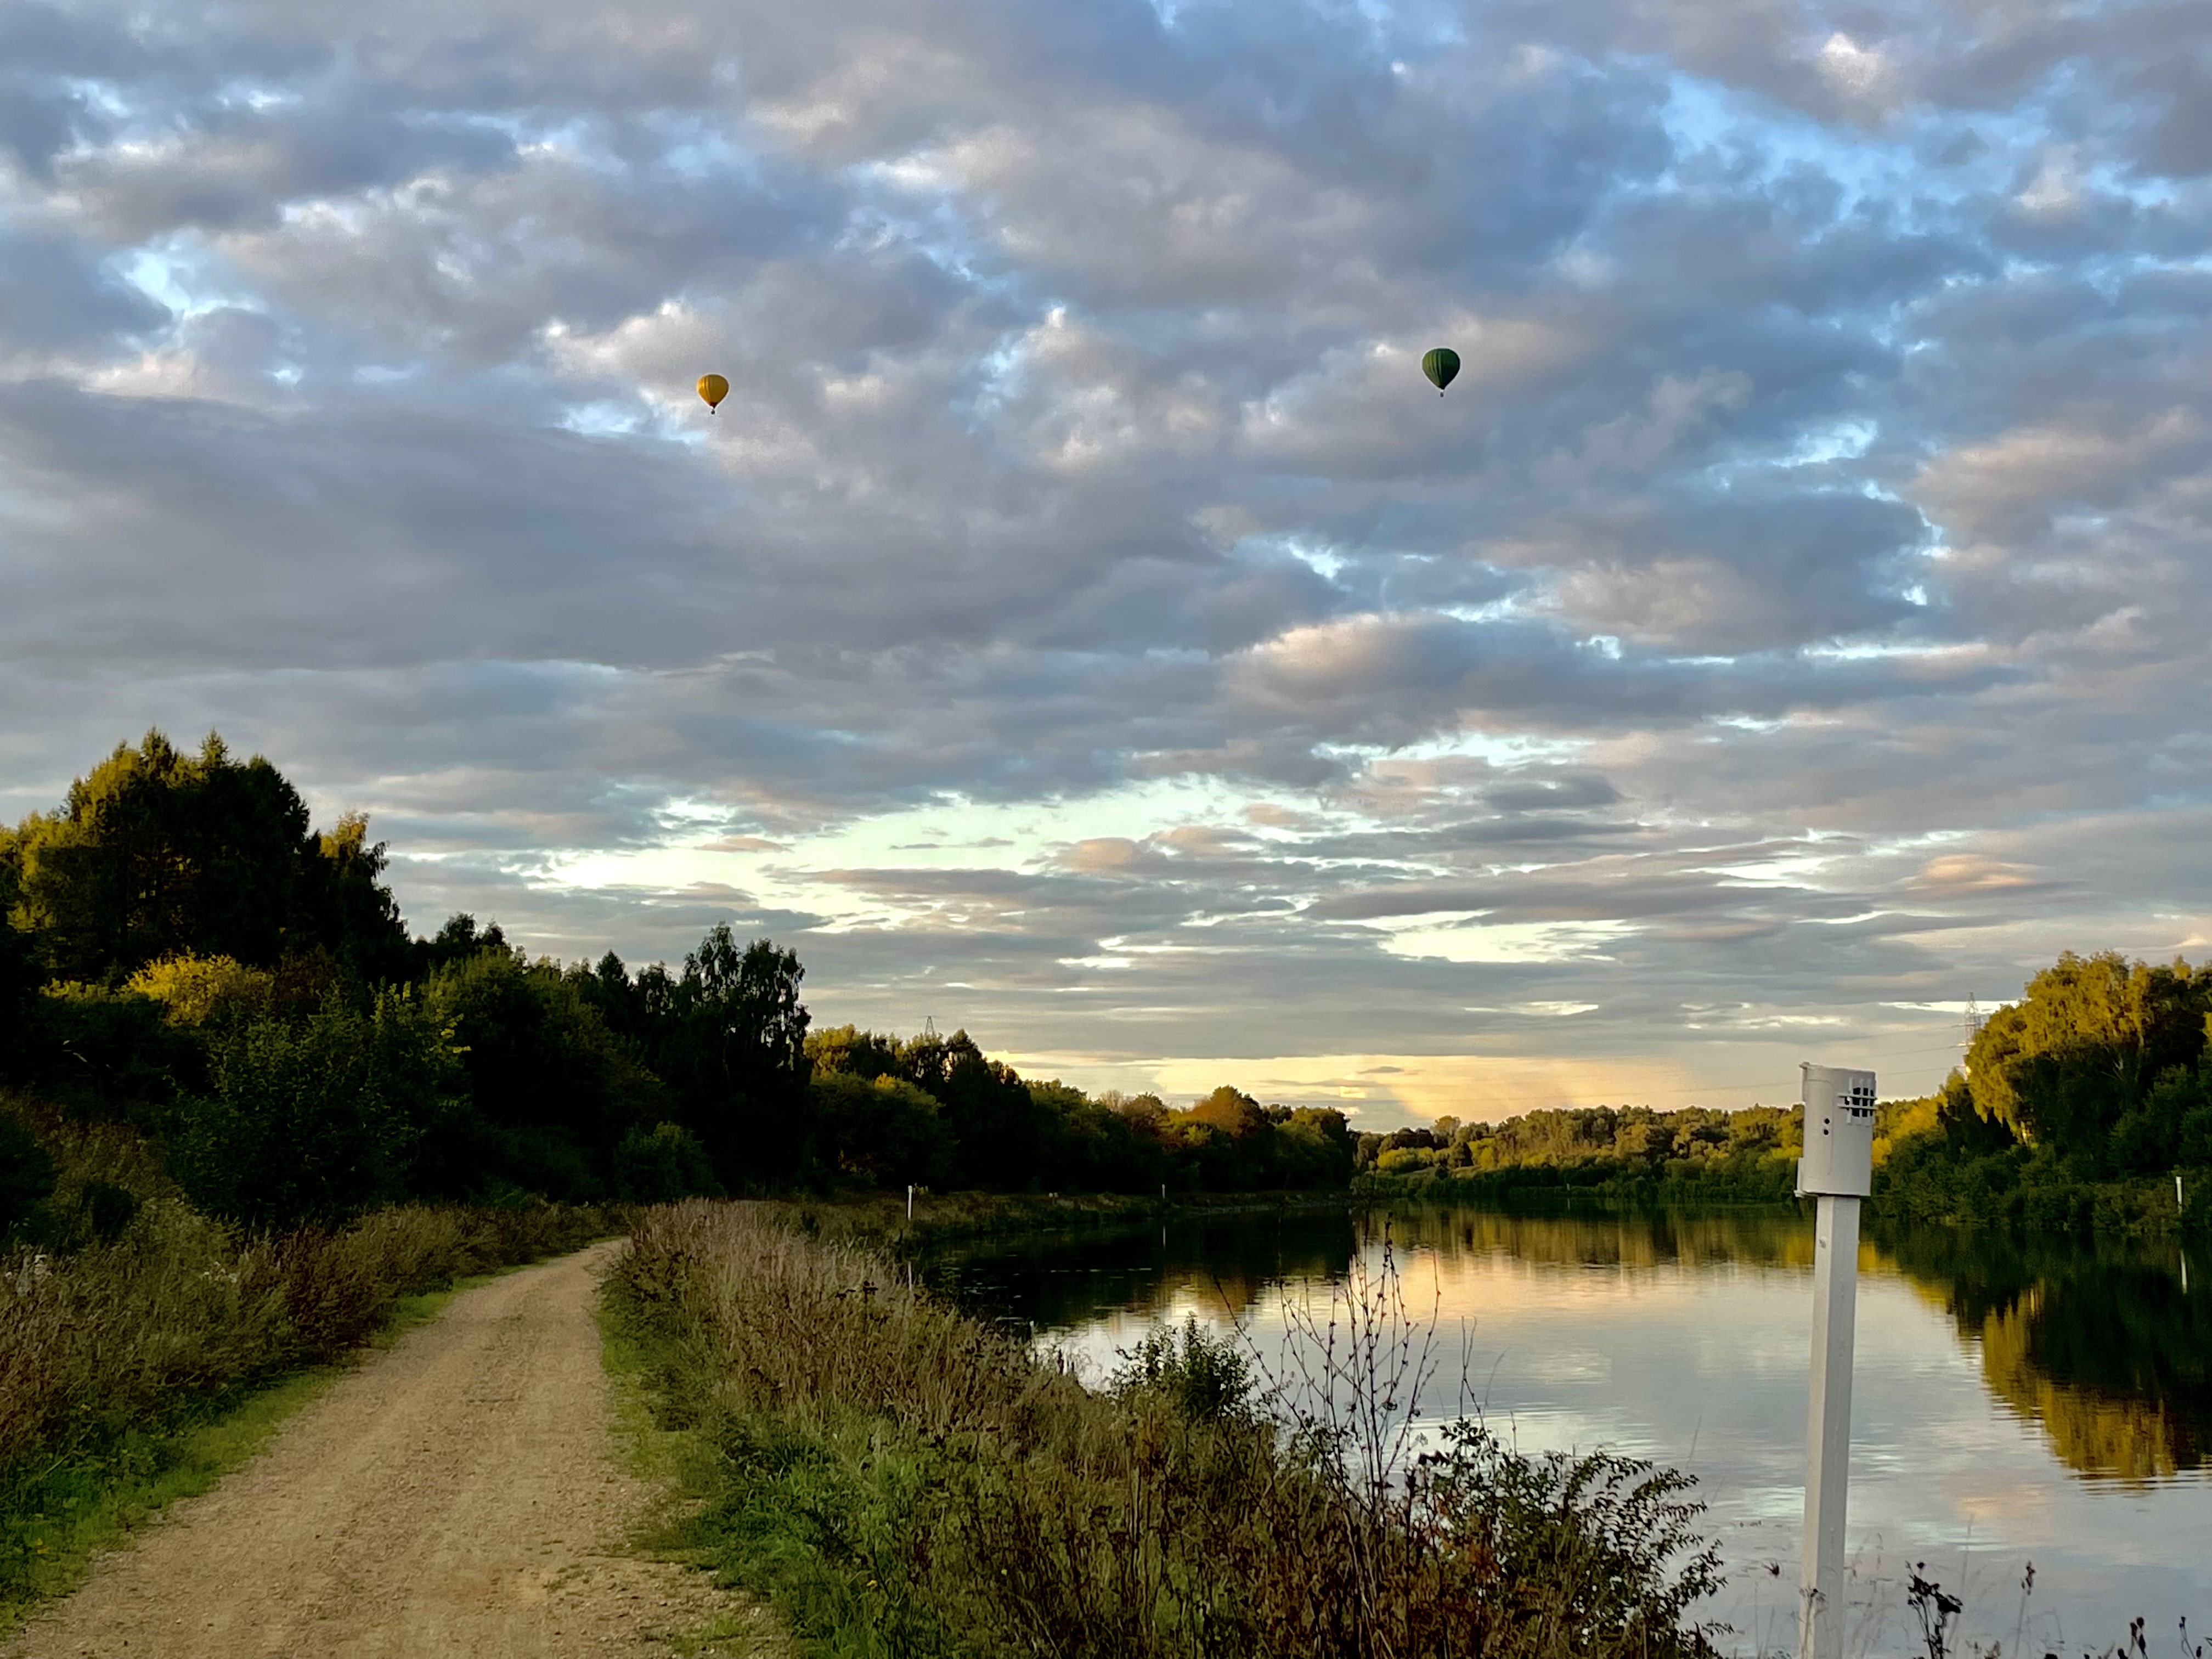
[597,1283,791,1659]
[0,1363,340,1627]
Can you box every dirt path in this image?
[5,1242,768,1659]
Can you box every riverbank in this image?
[1356,1163,1798,1210]
[605,1198,1724,1659]
[1356,1152,2211,1241]
[765,1185,1363,1252]
[1870,1139,2209,1239]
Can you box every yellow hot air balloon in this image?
[697,373,729,414]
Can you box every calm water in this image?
[926,1205,2211,1657]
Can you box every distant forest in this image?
[1365,952,2212,1232]
[1,733,1355,1232]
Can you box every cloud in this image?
[2,0,2208,1105]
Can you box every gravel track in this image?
[5,1241,765,1659]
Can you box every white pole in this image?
[1795,1062,1875,1659]
[907,1183,914,1221]
[1798,1192,1861,1659]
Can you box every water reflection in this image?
[923,1208,1359,1328]
[1875,1228,2210,1482]
[1382,1205,1817,1273]
[931,1203,2212,1647]
[930,1205,2207,1491]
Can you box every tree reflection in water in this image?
[1874,1226,2209,1482]
[924,1201,2207,1484]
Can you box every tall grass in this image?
[2,1200,614,1472]
[610,1199,1722,1659]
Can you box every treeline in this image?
[1874,951,2212,1233]
[2,732,1351,1236]
[1355,1104,1803,1204]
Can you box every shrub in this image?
[1110,1316,1261,1426]
[614,1122,723,1203]
[168,992,456,1225]
[123,953,275,1027]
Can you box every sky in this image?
[3,0,2209,1127]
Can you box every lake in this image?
[926,1204,2210,1657]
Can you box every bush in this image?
[1110,1316,1261,1426]
[122,953,276,1027]
[614,1122,722,1203]
[168,992,456,1226]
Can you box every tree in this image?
[809,1072,953,1187]
[646,927,813,1186]
[1278,1107,1356,1188]
[805,1023,905,1082]
[422,948,661,1197]
[309,812,414,984]
[4,731,409,986]
[0,862,34,1069]
[926,1031,1045,1189]
[1966,952,2212,1153]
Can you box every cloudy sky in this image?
[4,0,2208,1124]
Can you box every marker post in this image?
[1795,1063,1877,1659]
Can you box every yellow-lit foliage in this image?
[1976,1287,2194,1482]
[1872,1088,1944,1166]
[123,953,275,1026]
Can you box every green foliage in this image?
[7,732,1367,1214]
[1870,952,2212,1235]
[0,868,33,1060]
[1110,1316,1261,1425]
[1964,951,2212,1157]
[168,992,455,1226]
[123,953,275,1027]
[809,1073,953,1188]
[1412,1421,1723,1653]
[804,1029,1356,1197]
[1,731,408,987]
[17,984,199,1119]
[613,1122,724,1204]
[421,948,659,1198]
[636,927,814,1187]
[1362,1103,1802,1205]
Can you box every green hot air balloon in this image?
[1421,347,1460,395]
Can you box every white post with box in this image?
[1796,1063,1876,1659]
